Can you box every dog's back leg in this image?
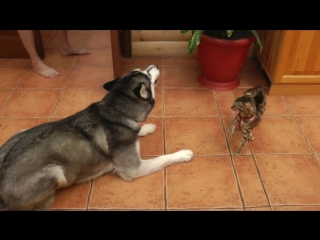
[132,150,193,179]
[117,141,194,181]
[33,194,55,210]
[1,164,66,210]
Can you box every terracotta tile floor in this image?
[1,30,320,211]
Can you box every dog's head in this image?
[102,65,160,121]
[103,65,159,100]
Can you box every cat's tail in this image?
[253,86,266,115]
[253,86,265,104]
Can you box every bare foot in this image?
[32,60,60,78]
[60,46,91,56]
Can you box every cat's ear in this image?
[134,82,149,99]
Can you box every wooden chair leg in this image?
[110,30,122,78]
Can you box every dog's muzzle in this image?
[145,65,160,85]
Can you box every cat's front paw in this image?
[227,126,235,136]
[235,148,242,155]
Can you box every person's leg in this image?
[17,30,60,78]
[55,30,91,56]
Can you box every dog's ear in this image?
[134,82,149,99]
[103,77,121,91]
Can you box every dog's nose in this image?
[155,65,159,69]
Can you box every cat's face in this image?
[231,97,255,115]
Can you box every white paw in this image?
[227,127,235,136]
[118,172,134,182]
[138,123,157,137]
[174,149,194,162]
[228,129,235,137]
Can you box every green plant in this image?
[181,30,263,54]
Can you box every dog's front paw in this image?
[118,172,134,181]
[138,123,157,137]
[174,149,194,162]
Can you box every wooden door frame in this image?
[119,30,132,58]
[110,30,122,78]
[110,30,132,78]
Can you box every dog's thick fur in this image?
[0,65,194,211]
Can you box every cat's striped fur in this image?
[227,86,266,155]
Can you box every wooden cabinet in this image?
[0,30,44,59]
[255,30,320,95]
[131,30,197,58]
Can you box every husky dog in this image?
[0,65,194,210]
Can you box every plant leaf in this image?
[227,30,234,38]
[188,30,204,54]
[181,30,189,35]
[250,30,263,52]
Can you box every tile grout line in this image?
[162,86,256,89]
[49,30,98,208]
[0,116,61,119]
[161,65,168,211]
[22,30,91,121]
[164,116,226,118]
[250,150,273,209]
[244,206,271,209]
[0,89,16,115]
[269,203,320,207]
[48,65,75,120]
[42,30,92,93]
[86,180,94,211]
[47,38,89,120]
[247,94,272,212]
[42,30,55,48]
[44,30,90,49]
[68,30,92,69]
[86,208,165,211]
[244,90,272,209]
[212,90,245,211]
[287,115,320,117]
[282,96,319,163]
[0,66,31,115]
[46,208,86,211]
[165,115,302,118]
[218,91,248,211]
[248,152,316,156]
[163,207,245,211]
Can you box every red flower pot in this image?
[197,34,255,91]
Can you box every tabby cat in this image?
[227,86,266,155]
